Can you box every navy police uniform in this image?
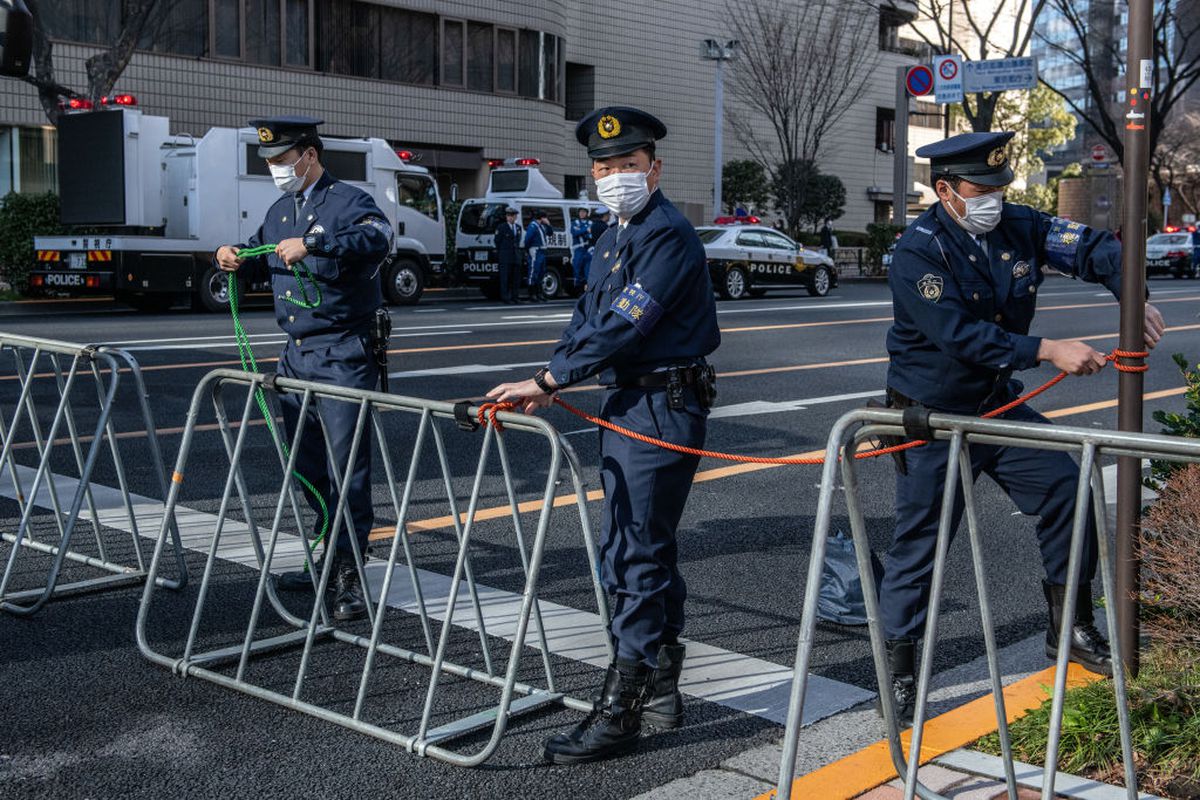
[539,107,719,765]
[524,216,548,297]
[570,214,594,287]
[880,132,1118,719]
[229,117,392,571]
[494,208,522,303]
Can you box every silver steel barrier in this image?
[135,368,612,767]
[0,332,188,615]
[775,407,1200,800]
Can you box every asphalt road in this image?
[0,276,1196,799]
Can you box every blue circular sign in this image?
[906,65,934,96]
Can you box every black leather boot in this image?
[332,561,368,622]
[1043,580,1112,676]
[643,643,686,729]
[876,638,916,727]
[544,660,649,765]
[276,553,329,592]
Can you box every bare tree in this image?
[904,0,1048,131]
[23,0,176,125]
[1151,112,1200,218]
[1039,0,1200,169]
[725,0,879,229]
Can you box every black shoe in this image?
[876,638,916,727]
[332,561,368,622]
[1043,580,1112,676]
[643,643,686,729]
[276,553,329,592]
[544,660,649,765]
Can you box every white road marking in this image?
[107,332,286,346]
[411,308,447,313]
[389,360,544,379]
[392,330,472,338]
[716,300,893,315]
[1,465,872,727]
[708,390,881,419]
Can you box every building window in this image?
[18,127,58,196]
[317,0,379,78]
[518,29,539,98]
[467,22,493,92]
[44,1,120,45]
[875,107,895,153]
[212,0,242,58]
[564,175,588,200]
[496,27,517,93]
[565,62,594,121]
[380,7,437,85]
[910,108,943,130]
[543,34,557,103]
[441,19,465,87]
[879,8,931,58]
[874,201,893,224]
[245,0,281,65]
[152,0,208,57]
[284,0,312,67]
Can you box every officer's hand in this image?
[276,238,309,266]
[216,245,244,272]
[1144,303,1165,349]
[486,379,555,415]
[1038,339,1109,375]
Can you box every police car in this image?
[1145,227,1199,279]
[697,225,837,299]
[455,159,607,299]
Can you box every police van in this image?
[32,101,445,312]
[455,159,608,299]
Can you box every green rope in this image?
[227,244,330,558]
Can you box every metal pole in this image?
[893,65,910,227]
[1116,0,1152,676]
[714,56,724,220]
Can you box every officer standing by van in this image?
[494,205,522,304]
[487,106,720,764]
[879,131,1164,724]
[524,210,549,302]
[570,207,593,291]
[214,116,393,622]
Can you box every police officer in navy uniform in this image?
[570,206,594,291]
[215,116,393,622]
[880,131,1164,724]
[523,210,549,302]
[487,106,720,764]
[494,205,522,304]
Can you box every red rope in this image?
[475,349,1151,465]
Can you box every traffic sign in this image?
[906,65,934,97]
[962,57,1038,93]
[1163,187,1172,207]
[933,55,963,104]
[1091,144,1108,163]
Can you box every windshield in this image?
[459,202,508,235]
[1148,233,1190,246]
[695,228,725,244]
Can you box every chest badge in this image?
[1012,260,1031,279]
[918,273,944,303]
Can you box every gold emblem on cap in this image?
[598,115,621,140]
[987,146,1007,167]
[258,127,275,143]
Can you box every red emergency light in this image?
[1164,225,1180,233]
[487,159,506,168]
[514,158,540,166]
[66,98,94,111]
[85,276,101,288]
[29,275,44,287]
[101,94,137,106]
[396,149,414,161]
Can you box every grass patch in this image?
[975,646,1200,799]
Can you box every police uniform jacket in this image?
[571,217,592,249]
[524,220,546,250]
[588,219,609,250]
[237,171,390,346]
[547,190,721,387]
[494,219,521,263]
[886,202,1122,414]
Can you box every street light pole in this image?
[702,39,738,221]
[1116,0,1152,676]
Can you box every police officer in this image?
[524,210,549,302]
[494,205,522,304]
[880,131,1164,724]
[570,207,594,291]
[486,106,720,764]
[215,116,393,622]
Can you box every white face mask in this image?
[946,184,1003,235]
[269,150,313,193]
[595,165,655,220]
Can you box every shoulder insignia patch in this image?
[915,226,934,235]
[1045,217,1086,271]
[610,283,664,335]
[917,273,944,303]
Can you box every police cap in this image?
[574,106,667,159]
[248,115,324,158]
[916,131,1015,187]
[505,205,519,214]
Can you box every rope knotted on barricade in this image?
[473,348,1151,466]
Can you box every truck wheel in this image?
[196,265,241,313]
[719,267,749,300]
[117,291,177,313]
[541,266,562,299]
[383,257,424,305]
[806,266,832,297]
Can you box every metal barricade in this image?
[135,368,612,766]
[0,332,187,616]
[775,407,1200,800]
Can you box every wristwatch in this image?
[302,232,321,253]
[533,367,556,394]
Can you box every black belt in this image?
[615,366,704,389]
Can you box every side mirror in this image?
[0,0,32,79]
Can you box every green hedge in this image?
[0,192,66,292]
[866,222,906,269]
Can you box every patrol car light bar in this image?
[64,97,93,111]
[486,157,541,168]
[100,94,137,106]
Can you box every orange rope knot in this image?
[1109,348,1150,373]
[476,401,516,431]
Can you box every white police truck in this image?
[455,159,608,299]
[33,101,445,312]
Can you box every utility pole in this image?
[702,39,738,221]
[1116,0,1152,676]
[894,65,910,226]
